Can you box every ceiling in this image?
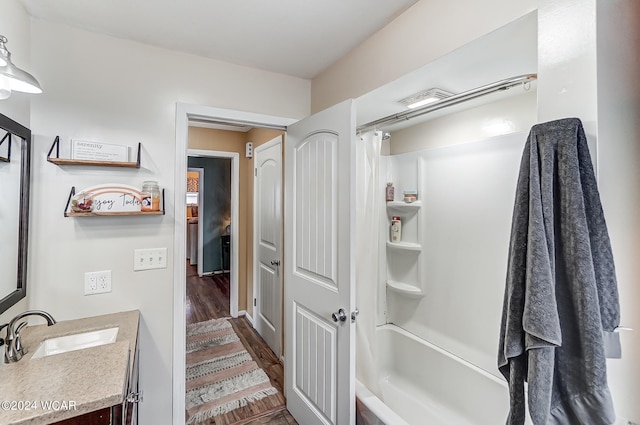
[19,1,537,132]
[19,0,418,79]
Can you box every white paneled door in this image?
[285,100,356,425]
[254,136,283,358]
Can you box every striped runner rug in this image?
[185,318,279,424]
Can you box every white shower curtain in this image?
[356,130,382,394]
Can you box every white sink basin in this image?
[30,327,119,359]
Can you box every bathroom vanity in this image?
[0,310,140,425]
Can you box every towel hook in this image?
[614,326,633,333]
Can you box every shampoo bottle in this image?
[391,216,402,242]
[386,182,395,202]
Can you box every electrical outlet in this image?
[84,270,112,295]
[134,248,168,271]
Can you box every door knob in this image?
[270,260,280,266]
[331,308,347,323]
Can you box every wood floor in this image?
[186,264,298,425]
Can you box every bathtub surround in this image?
[499,118,620,424]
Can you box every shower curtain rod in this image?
[357,73,537,133]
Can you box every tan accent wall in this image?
[311,0,537,112]
[188,126,284,314]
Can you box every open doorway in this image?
[175,107,295,424]
[185,155,234,324]
[183,147,291,424]
[186,149,239,319]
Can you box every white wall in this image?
[0,0,31,324]
[27,19,309,423]
[595,0,640,421]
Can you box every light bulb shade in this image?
[0,77,11,100]
[0,61,42,94]
[0,35,42,94]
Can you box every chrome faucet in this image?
[2,310,56,363]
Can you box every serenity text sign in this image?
[71,140,128,162]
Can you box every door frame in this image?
[253,135,284,358]
[173,103,295,425]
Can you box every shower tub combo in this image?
[354,131,531,424]
[355,324,510,425]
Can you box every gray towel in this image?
[497,118,621,425]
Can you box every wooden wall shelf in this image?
[49,158,139,168]
[47,137,141,168]
[66,211,164,217]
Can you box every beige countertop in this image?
[0,310,139,425]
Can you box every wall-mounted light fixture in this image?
[0,35,42,100]
[399,88,453,109]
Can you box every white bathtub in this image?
[356,324,510,425]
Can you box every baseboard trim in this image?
[239,310,254,327]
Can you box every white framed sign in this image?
[71,140,128,162]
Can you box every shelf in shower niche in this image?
[386,281,424,298]
[386,241,422,251]
[386,201,422,209]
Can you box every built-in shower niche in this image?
[386,202,421,247]
[385,155,424,299]
[386,249,422,297]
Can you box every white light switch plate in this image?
[134,248,168,271]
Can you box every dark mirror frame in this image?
[0,112,31,315]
